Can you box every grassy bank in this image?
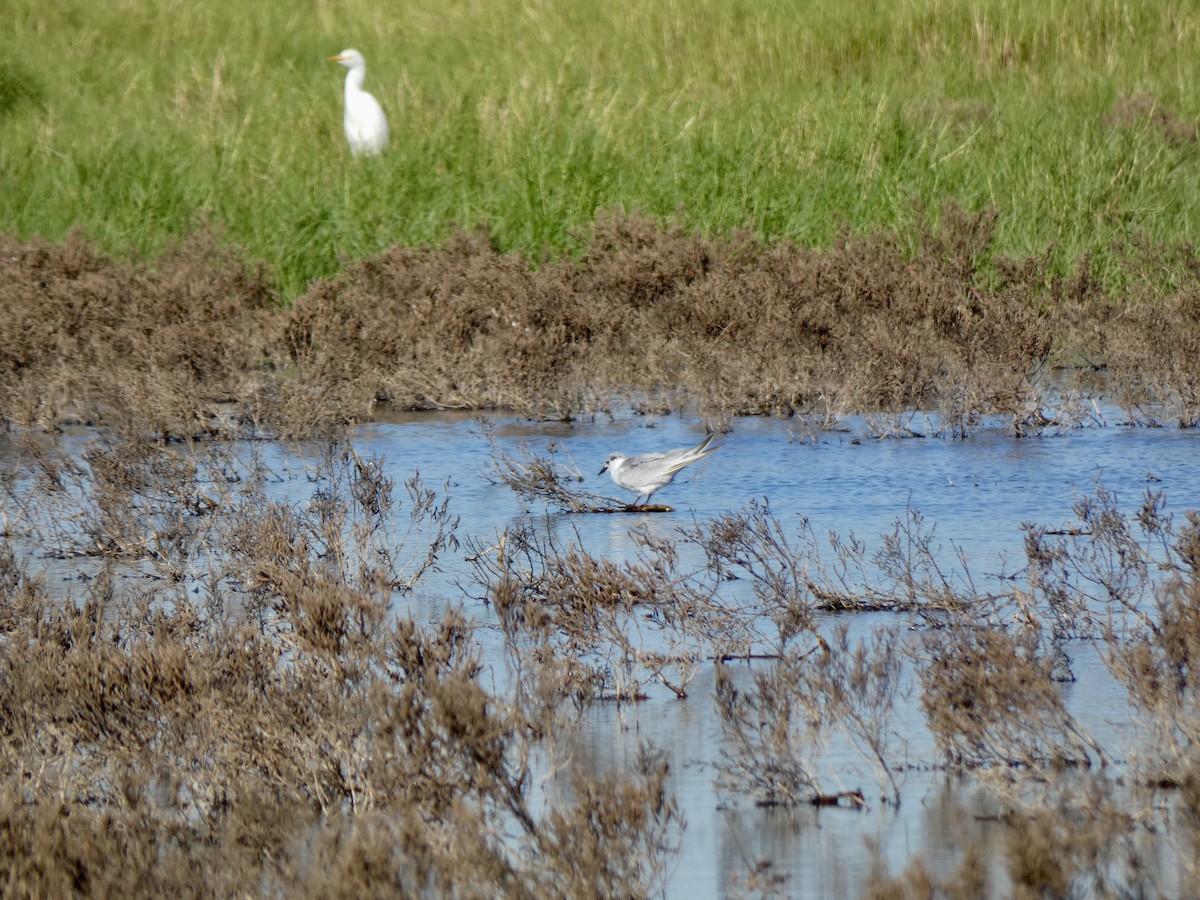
[2,0,1197,296]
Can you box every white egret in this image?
[329,48,389,156]
[598,434,720,507]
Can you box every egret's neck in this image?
[344,66,366,95]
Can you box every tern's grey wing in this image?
[668,442,717,474]
[621,451,671,475]
[628,437,717,476]
[658,452,706,477]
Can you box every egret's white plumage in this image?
[329,48,388,156]
[598,434,719,507]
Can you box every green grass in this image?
[2,0,1198,296]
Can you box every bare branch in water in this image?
[481,424,647,513]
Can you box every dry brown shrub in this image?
[476,494,1079,807]
[0,231,274,435]
[12,428,220,567]
[471,495,917,737]
[693,510,911,808]
[278,227,595,418]
[713,622,904,808]
[864,842,987,900]
[276,205,1066,427]
[865,781,1179,899]
[712,654,824,807]
[468,495,912,723]
[1048,239,1200,426]
[990,778,1181,899]
[482,427,619,513]
[911,481,1200,775]
[1022,484,1164,658]
[9,422,1200,892]
[4,208,1200,431]
[0,430,682,897]
[1101,509,1200,785]
[917,620,1102,770]
[471,522,705,703]
[1104,284,1200,426]
[274,205,1200,431]
[1018,484,1200,789]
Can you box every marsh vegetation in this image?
[3,205,1200,896]
[3,0,1200,894]
[4,417,1200,896]
[4,207,1200,434]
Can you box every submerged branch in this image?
[483,430,633,513]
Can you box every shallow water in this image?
[362,409,1200,897]
[5,409,1200,896]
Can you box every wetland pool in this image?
[6,408,1200,897]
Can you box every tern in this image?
[598,434,719,507]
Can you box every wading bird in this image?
[598,434,719,507]
[329,48,389,156]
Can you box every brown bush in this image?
[917,620,1102,770]
[7,420,1200,892]
[277,205,1059,427]
[4,207,1200,432]
[864,781,1172,899]
[0,431,682,897]
[0,231,273,434]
